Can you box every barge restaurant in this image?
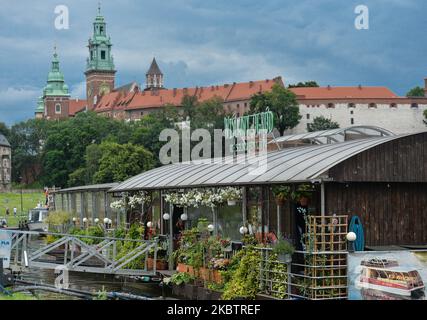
[108,129,427,252]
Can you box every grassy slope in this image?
[0,292,37,300]
[0,191,46,227]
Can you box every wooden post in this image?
[242,186,247,225]
[168,203,174,271]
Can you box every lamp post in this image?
[346,232,357,252]
[19,176,23,216]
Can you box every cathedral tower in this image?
[85,4,116,109]
[145,57,164,90]
[42,47,70,119]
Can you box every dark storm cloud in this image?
[0,0,425,125]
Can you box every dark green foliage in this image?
[406,86,425,97]
[248,84,301,135]
[288,81,319,88]
[307,116,339,132]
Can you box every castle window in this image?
[327,103,335,108]
[350,110,354,115]
[351,118,354,125]
[390,103,397,108]
[100,26,104,34]
[368,103,377,109]
[101,50,106,60]
[411,103,419,109]
[306,114,310,119]
[55,104,61,114]
[348,103,356,108]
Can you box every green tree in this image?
[129,105,180,166]
[182,95,199,120]
[249,84,301,135]
[406,86,425,97]
[0,122,9,138]
[424,109,427,125]
[93,141,154,183]
[288,81,319,88]
[191,97,225,130]
[8,119,52,184]
[307,116,340,132]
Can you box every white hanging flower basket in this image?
[227,200,237,206]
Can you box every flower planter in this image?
[172,284,185,298]
[275,198,285,206]
[212,270,222,284]
[197,287,212,300]
[210,290,223,300]
[227,200,237,206]
[184,283,199,300]
[147,258,168,270]
[278,253,292,264]
[198,267,209,281]
[156,260,168,270]
[177,263,189,273]
[299,196,309,206]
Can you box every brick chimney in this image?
[173,88,177,97]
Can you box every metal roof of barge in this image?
[55,183,119,193]
[110,132,426,192]
[270,125,394,145]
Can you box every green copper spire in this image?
[86,4,115,73]
[43,46,70,97]
[35,96,45,114]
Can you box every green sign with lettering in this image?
[224,109,274,153]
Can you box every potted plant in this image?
[272,185,291,206]
[272,238,295,263]
[220,187,242,206]
[292,184,313,206]
[169,272,195,298]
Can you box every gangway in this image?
[6,230,160,277]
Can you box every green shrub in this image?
[222,246,262,300]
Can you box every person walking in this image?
[5,207,9,216]
[13,207,17,217]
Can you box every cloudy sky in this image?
[0,0,425,125]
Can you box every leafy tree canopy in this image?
[92,141,154,184]
[406,86,425,97]
[288,81,319,88]
[249,84,301,135]
[307,116,340,132]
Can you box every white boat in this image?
[355,258,425,298]
[28,207,49,232]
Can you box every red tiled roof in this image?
[289,86,400,100]
[95,77,283,112]
[69,99,87,116]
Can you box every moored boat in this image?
[355,258,425,298]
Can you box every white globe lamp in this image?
[207,224,215,232]
[103,218,109,224]
[180,213,188,221]
[346,232,357,242]
[83,217,88,223]
[163,213,170,220]
[94,218,99,224]
[239,226,248,235]
[147,221,153,228]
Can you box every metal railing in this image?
[7,230,160,276]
